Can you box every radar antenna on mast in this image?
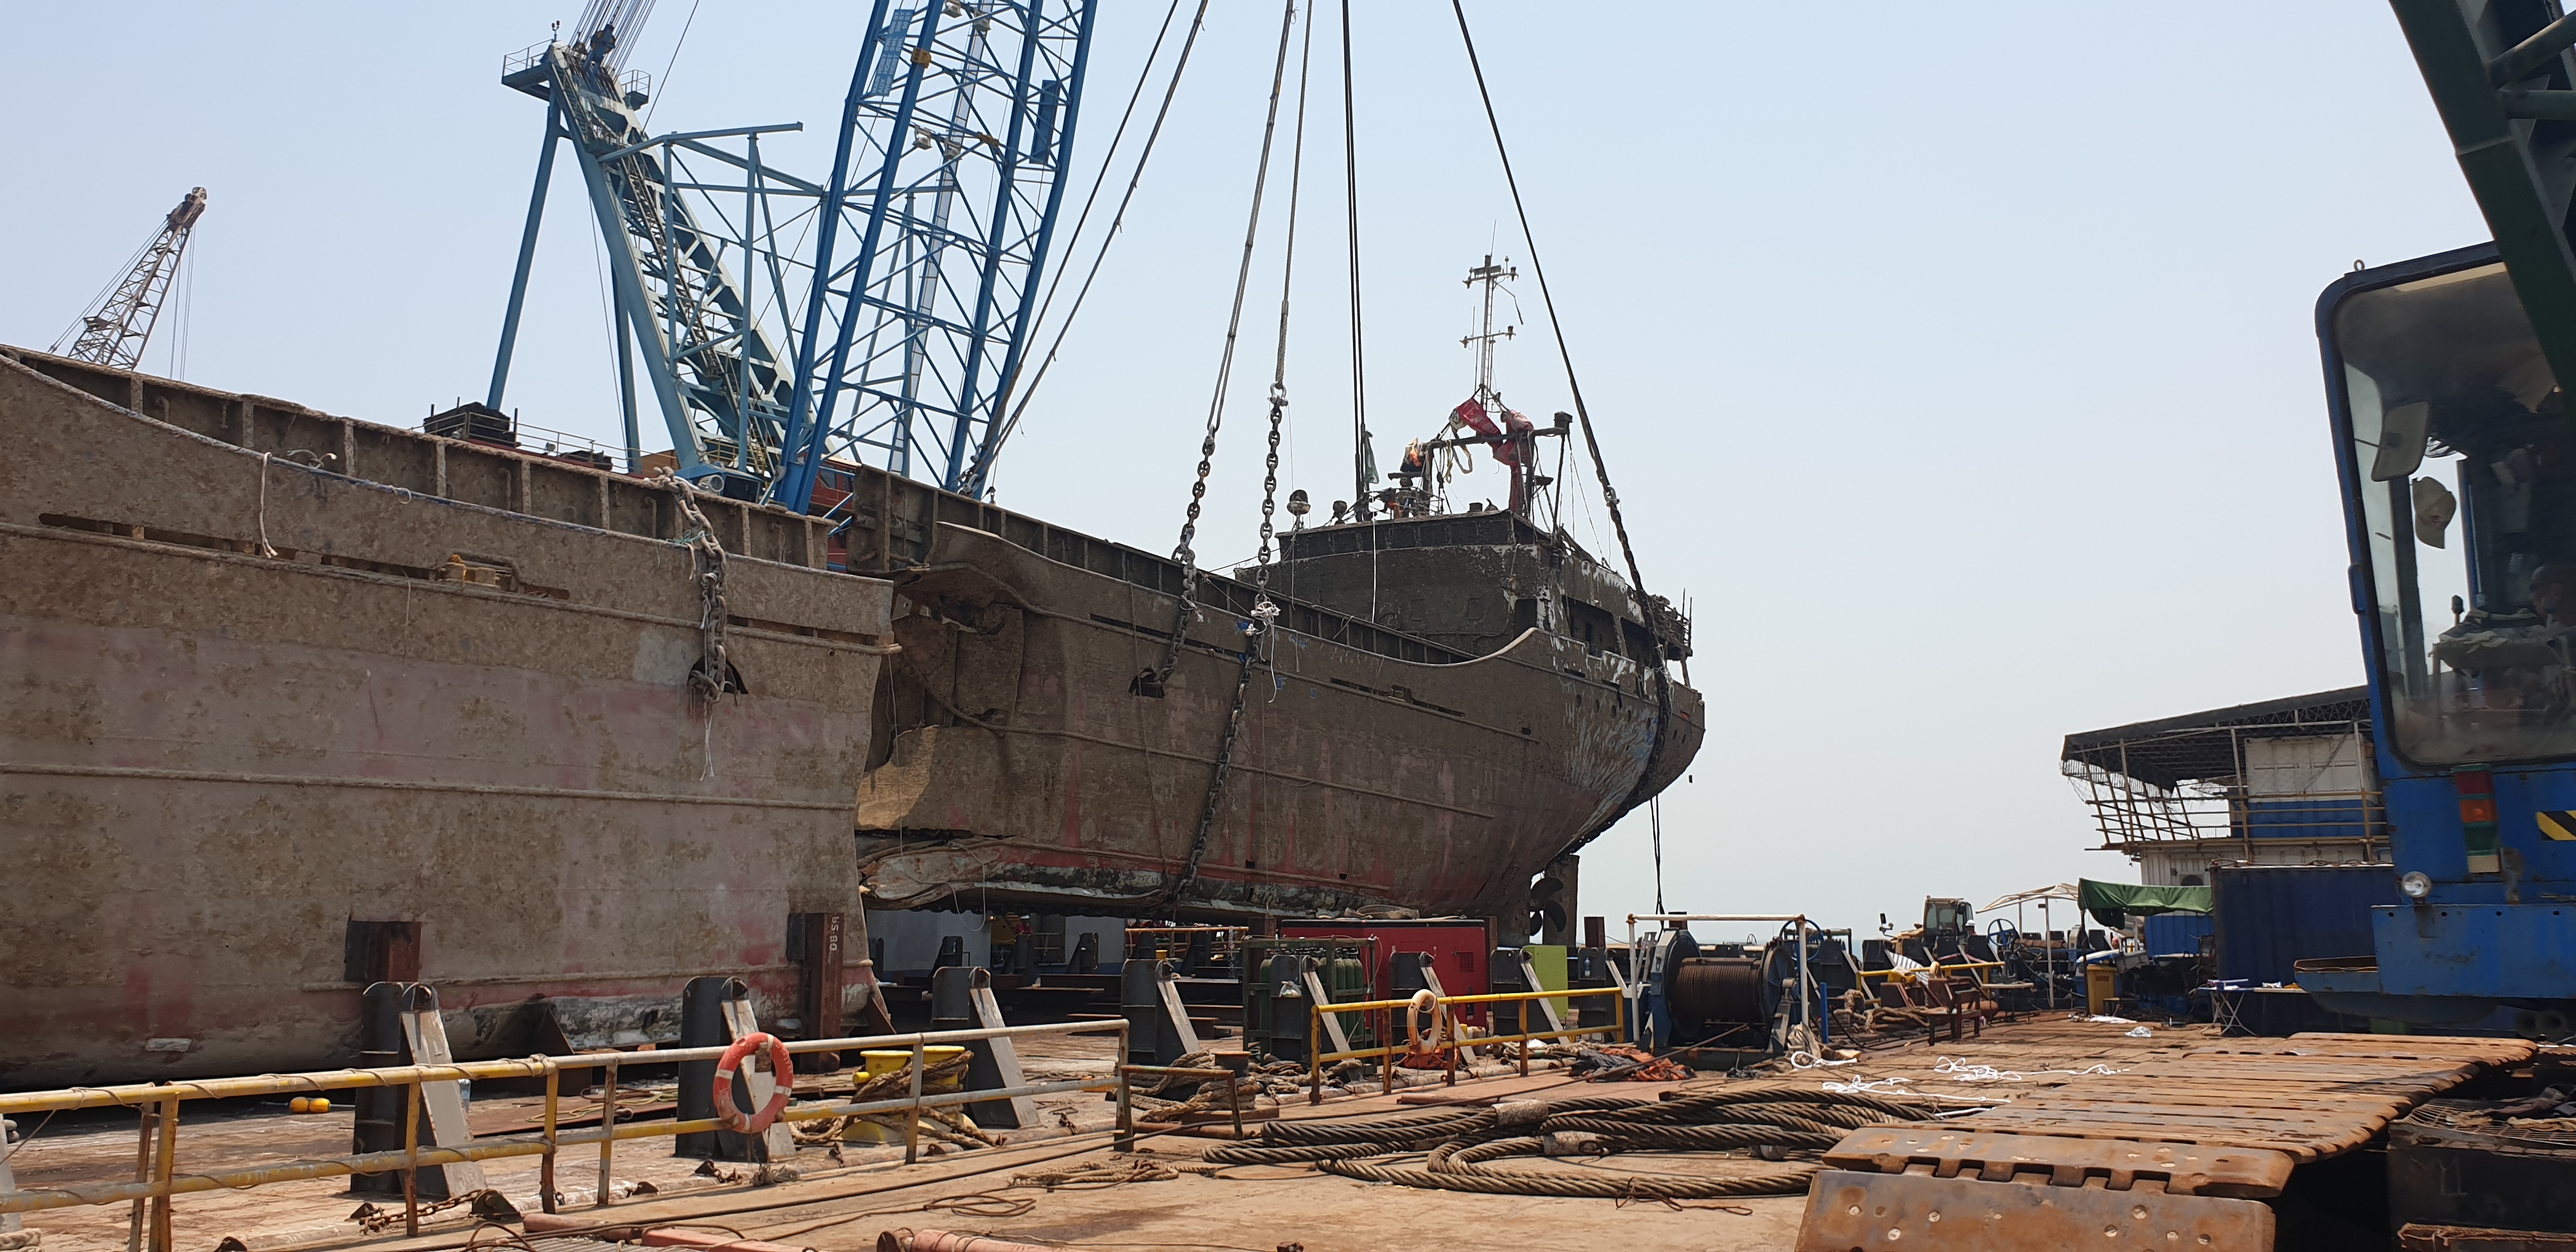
[55,188,208,370]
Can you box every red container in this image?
[1278,917,1495,1025]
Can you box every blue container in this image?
[2141,912,2214,958]
[2212,864,2400,985]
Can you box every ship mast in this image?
[1462,252,1515,404]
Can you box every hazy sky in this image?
[3,4,2488,940]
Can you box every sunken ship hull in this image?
[0,349,893,1087]
[851,495,1703,924]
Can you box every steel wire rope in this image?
[49,233,158,356]
[1223,1085,1936,1200]
[967,0,1206,492]
[639,0,703,130]
[1147,0,1301,682]
[1448,0,1673,856]
[1156,0,1319,910]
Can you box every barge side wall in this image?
[0,356,893,1087]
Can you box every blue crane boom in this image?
[486,1,1094,508]
[493,19,808,494]
[775,0,1097,509]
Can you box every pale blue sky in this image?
[2,4,2488,937]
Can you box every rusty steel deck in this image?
[1796,1032,2540,1251]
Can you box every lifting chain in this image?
[1147,0,1309,911]
[656,472,733,705]
[1140,0,1301,702]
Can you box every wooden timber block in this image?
[1823,1126,2296,1198]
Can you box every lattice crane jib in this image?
[776,0,1098,509]
[551,43,798,489]
[57,187,207,370]
[493,11,816,495]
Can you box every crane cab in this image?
[2308,244,2576,1032]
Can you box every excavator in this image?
[2299,2,2576,1041]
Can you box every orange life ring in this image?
[711,1032,794,1133]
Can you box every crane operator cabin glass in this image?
[2334,261,2576,765]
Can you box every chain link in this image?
[1147,0,1307,909]
[1142,0,1300,699]
[656,472,732,706]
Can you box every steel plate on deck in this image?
[1795,1170,2274,1252]
[1823,1126,2294,1197]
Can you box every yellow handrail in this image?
[1305,986,1625,1102]
[0,1019,1128,1247]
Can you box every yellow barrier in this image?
[1305,986,1625,1103]
[0,1020,1125,1251]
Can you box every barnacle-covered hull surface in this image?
[856,505,1703,926]
[0,348,892,1087]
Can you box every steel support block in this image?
[1795,1169,2276,1252]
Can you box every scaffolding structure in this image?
[2060,687,2388,868]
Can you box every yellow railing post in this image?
[903,1040,924,1166]
[400,1080,420,1238]
[540,1060,560,1216]
[146,1095,176,1252]
[595,1057,617,1207]
[1307,1004,1322,1106]
[1113,1065,1133,1153]
[124,1102,152,1252]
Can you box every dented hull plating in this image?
[855,525,1703,922]
[0,351,893,1088]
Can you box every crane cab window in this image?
[2331,260,2576,765]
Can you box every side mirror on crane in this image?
[2372,400,2431,482]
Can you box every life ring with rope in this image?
[710,1032,795,1134]
[1403,989,1449,1060]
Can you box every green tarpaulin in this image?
[2078,878,2213,929]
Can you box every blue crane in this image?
[490,0,809,494]
[774,0,1096,509]
[484,0,1094,508]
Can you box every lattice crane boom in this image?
[56,187,206,370]
[775,0,1096,508]
[492,17,808,493]
[487,0,1090,506]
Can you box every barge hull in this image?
[0,351,894,1087]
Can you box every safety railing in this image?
[0,1021,1123,1251]
[1110,1062,1253,1151]
[1305,986,1625,1104]
[1857,958,2006,981]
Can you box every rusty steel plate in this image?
[1795,1170,2275,1252]
[1823,1127,2295,1198]
[2398,1222,2576,1249]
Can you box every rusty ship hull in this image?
[0,349,894,1087]
[843,492,1703,924]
